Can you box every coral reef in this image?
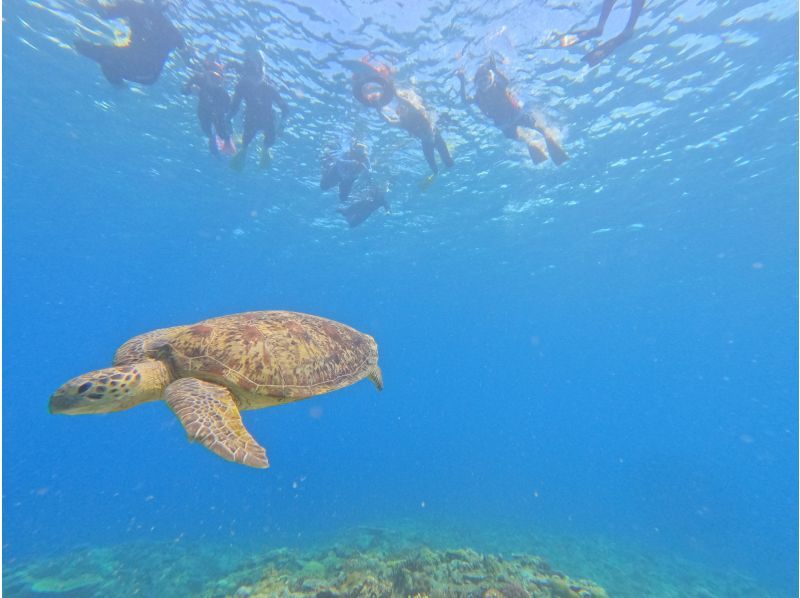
[203,539,608,598]
[3,525,777,597]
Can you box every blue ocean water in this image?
[3,0,798,595]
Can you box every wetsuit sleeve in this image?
[170,25,185,50]
[182,73,200,94]
[270,86,290,117]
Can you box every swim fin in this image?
[338,193,388,228]
[220,138,237,156]
[583,33,629,67]
[527,142,548,165]
[544,136,569,166]
[259,148,272,169]
[229,147,248,172]
[562,27,601,47]
[418,174,437,191]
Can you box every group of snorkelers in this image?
[181,42,289,171]
[74,0,644,227]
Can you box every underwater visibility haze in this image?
[3,0,798,595]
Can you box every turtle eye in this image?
[78,382,93,394]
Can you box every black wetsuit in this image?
[184,71,232,154]
[75,0,183,86]
[320,148,370,201]
[229,76,289,150]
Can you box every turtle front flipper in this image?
[165,378,269,469]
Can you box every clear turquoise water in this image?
[4,0,798,595]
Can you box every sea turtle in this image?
[50,311,383,469]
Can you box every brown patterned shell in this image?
[136,311,380,405]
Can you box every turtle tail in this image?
[367,365,383,391]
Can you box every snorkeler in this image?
[74,0,184,86]
[561,0,645,67]
[378,88,454,186]
[228,43,290,171]
[347,57,451,186]
[337,185,390,228]
[457,56,568,166]
[183,52,236,157]
[321,141,372,202]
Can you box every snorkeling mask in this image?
[477,68,495,91]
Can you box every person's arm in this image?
[271,86,290,120]
[182,73,199,95]
[170,25,185,51]
[378,108,400,125]
[456,69,474,104]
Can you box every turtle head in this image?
[50,362,173,415]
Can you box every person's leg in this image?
[339,178,355,202]
[100,64,126,86]
[434,130,454,168]
[320,166,339,191]
[263,120,276,149]
[260,123,276,168]
[594,0,618,34]
[337,193,386,228]
[229,121,256,171]
[619,0,644,35]
[421,139,438,175]
[502,122,545,164]
[75,40,125,86]
[520,114,568,166]
[198,104,218,155]
[562,0,618,46]
[583,0,644,66]
[215,114,236,154]
[132,70,160,86]
[75,37,125,83]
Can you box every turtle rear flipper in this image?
[367,365,383,391]
[165,378,269,469]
